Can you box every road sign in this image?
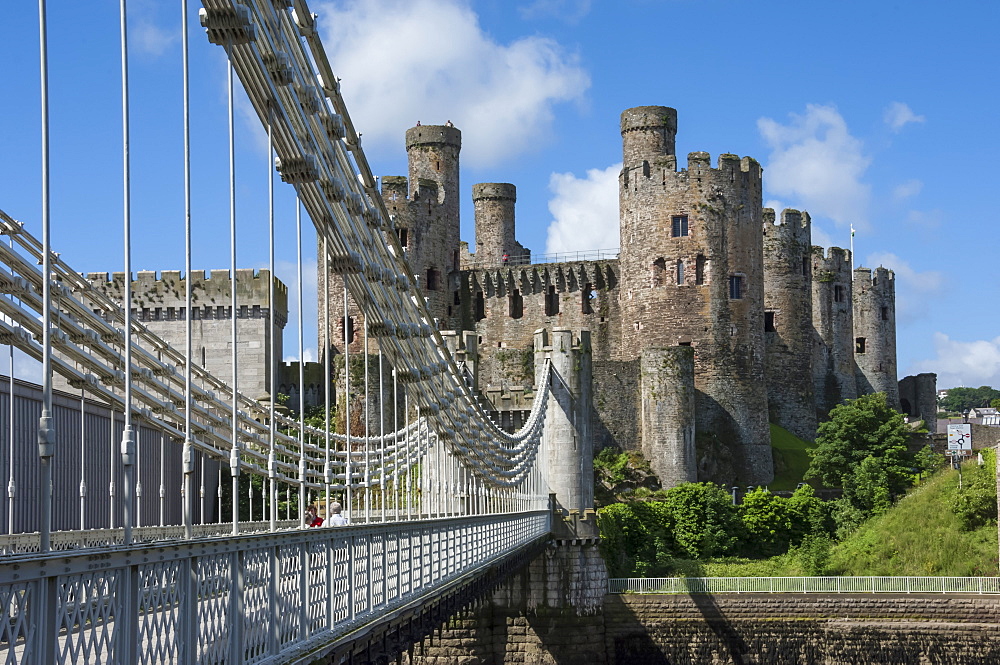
[947,423,972,451]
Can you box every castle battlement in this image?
[763,208,811,243]
[405,124,461,151]
[853,265,895,290]
[472,183,517,201]
[470,260,617,298]
[812,246,851,269]
[84,269,288,309]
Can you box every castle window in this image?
[201,347,206,367]
[425,268,440,291]
[675,260,684,285]
[341,316,356,344]
[765,311,776,332]
[881,306,889,321]
[582,283,594,314]
[802,257,809,276]
[834,284,845,303]
[453,291,461,305]
[396,228,408,247]
[508,290,523,319]
[651,257,666,287]
[671,215,689,237]
[475,292,485,321]
[728,275,744,300]
[695,254,706,285]
[545,286,559,316]
[856,337,866,354]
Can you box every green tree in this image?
[739,488,791,557]
[991,398,1000,410]
[805,392,919,514]
[659,483,740,558]
[805,392,912,486]
[939,386,1000,414]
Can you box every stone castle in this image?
[323,105,938,487]
[64,105,937,489]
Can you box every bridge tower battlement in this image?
[811,246,857,418]
[763,209,816,440]
[853,265,899,408]
[618,105,770,485]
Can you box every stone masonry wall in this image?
[467,261,619,389]
[763,208,817,441]
[407,593,1000,665]
[640,347,696,488]
[81,269,286,400]
[899,372,938,434]
[592,360,639,453]
[854,266,899,408]
[811,246,857,418]
[618,112,770,483]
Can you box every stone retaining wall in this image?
[408,592,1000,664]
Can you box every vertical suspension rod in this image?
[36,0,54,553]
[119,0,136,547]
[227,40,240,536]
[181,0,194,540]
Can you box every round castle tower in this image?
[618,105,771,485]
[762,209,816,441]
[811,247,857,418]
[322,123,462,358]
[472,183,516,266]
[853,266,899,408]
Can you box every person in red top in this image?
[305,504,324,527]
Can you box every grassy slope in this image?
[769,424,815,491]
[824,465,999,576]
[667,465,999,577]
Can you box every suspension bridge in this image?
[0,2,596,663]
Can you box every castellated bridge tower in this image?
[473,183,517,266]
[320,123,462,358]
[811,247,857,418]
[853,266,899,409]
[618,106,771,485]
[763,209,817,441]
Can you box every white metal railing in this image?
[609,577,1000,594]
[0,510,550,664]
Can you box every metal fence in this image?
[0,510,550,664]
[609,576,1000,594]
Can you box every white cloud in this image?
[518,0,593,23]
[543,163,620,255]
[883,102,925,133]
[865,251,945,325]
[758,104,872,231]
[892,179,923,201]
[130,0,178,57]
[314,0,589,166]
[912,333,1000,389]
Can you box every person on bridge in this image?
[328,502,349,526]
[305,505,324,527]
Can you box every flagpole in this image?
[849,224,855,273]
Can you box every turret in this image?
[811,246,856,418]
[620,106,677,167]
[763,209,816,440]
[853,266,898,408]
[473,183,517,267]
[618,104,770,485]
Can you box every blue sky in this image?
[1,0,998,390]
